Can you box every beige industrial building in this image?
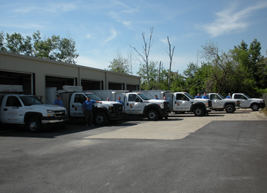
[0,51,140,103]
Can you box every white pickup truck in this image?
[57,86,123,125]
[0,89,68,132]
[231,93,265,111]
[90,90,170,120]
[205,93,239,113]
[136,91,212,116]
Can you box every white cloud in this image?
[104,29,117,43]
[13,2,77,14]
[76,56,108,70]
[199,2,267,37]
[85,34,92,39]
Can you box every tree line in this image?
[0,31,79,64]
[108,28,267,98]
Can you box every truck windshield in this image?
[138,93,150,100]
[85,93,102,101]
[243,94,251,99]
[218,94,224,99]
[19,96,43,106]
[184,93,194,99]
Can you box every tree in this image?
[231,39,266,96]
[6,32,24,54]
[56,37,79,64]
[108,54,130,74]
[130,27,154,86]
[201,41,235,95]
[1,30,79,64]
[0,31,6,51]
[166,36,175,89]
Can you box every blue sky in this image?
[1,0,267,75]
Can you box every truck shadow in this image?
[0,121,139,138]
[169,114,224,118]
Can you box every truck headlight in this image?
[47,110,55,117]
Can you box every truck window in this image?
[234,94,247,100]
[0,95,5,105]
[176,94,188,101]
[211,94,222,100]
[86,94,101,101]
[19,96,43,106]
[74,94,86,103]
[6,96,22,107]
[138,93,149,100]
[128,94,137,101]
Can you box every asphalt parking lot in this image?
[0,109,267,193]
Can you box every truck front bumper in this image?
[109,112,124,121]
[41,115,68,124]
[159,109,169,117]
[259,103,266,109]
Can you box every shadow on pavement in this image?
[0,120,139,138]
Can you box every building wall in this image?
[0,51,140,102]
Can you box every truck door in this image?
[1,96,25,124]
[173,93,191,111]
[234,94,249,108]
[124,94,144,114]
[210,94,223,108]
[70,94,86,117]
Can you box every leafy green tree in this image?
[108,56,130,74]
[137,61,158,89]
[1,30,79,64]
[56,37,79,64]
[0,31,6,51]
[33,31,59,60]
[183,62,213,96]
[231,39,266,96]
[6,32,24,54]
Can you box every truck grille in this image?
[113,104,123,113]
[55,110,66,117]
[164,101,170,110]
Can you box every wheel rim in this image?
[29,121,38,131]
[252,104,258,111]
[95,114,104,124]
[148,111,156,119]
[226,106,233,112]
[195,108,202,116]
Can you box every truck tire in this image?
[27,116,42,132]
[225,104,234,113]
[94,112,108,126]
[251,103,259,111]
[147,109,158,120]
[194,106,205,116]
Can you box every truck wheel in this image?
[27,117,42,132]
[251,104,259,111]
[147,109,158,120]
[194,106,205,116]
[94,112,107,126]
[225,104,234,113]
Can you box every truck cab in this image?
[111,91,170,120]
[58,86,123,125]
[0,91,67,132]
[207,93,239,113]
[232,93,265,111]
[172,92,212,116]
